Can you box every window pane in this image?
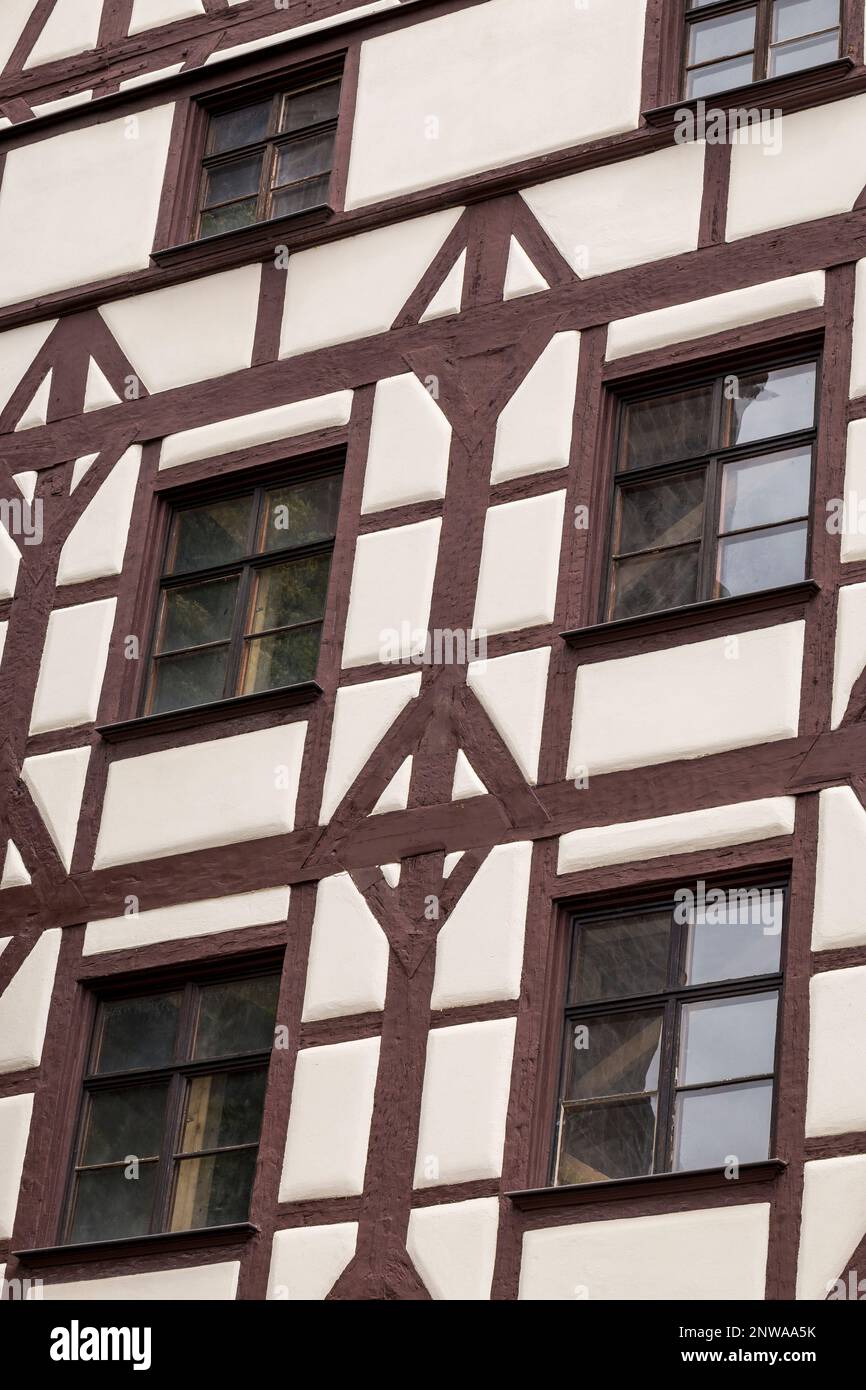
[81,1084,168,1165]
[610,545,700,619]
[69,1162,158,1244]
[241,625,322,695]
[281,81,341,132]
[557,1098,657,1184]
[567,1010,663,1101]
[725,362,817,446]
[616,473,705,555]
[570,911,671,1003]
[688,8,756,65]
[769,29,840,74]
[204,154,262,208]
[168,496,252,574]
[619,385,714,471]
[180,1069,268,1153]
[687,54,755,97]
[210,101,271,154]
[94,993,181,1073]
[260,475,341,551]
[171,1148,258,1230]
[158,577,239,653]
[720,446,812,532]
[199,199,258,238]
[248,556,331,633]
[716,520,808,597]
[194,975,280,1061]
[685,887,784,984]
[150,645,229,715]
[674,1079,773,1170]
[274,131,334,186]
[679,992,778,1087]
[772,0,839,43]
[271,175,331,217]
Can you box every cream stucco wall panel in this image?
[267,1224,358,1301]
[83,358,121,413]
[57,447,140,587]
[13,472,36,504]
[407,1198,499,1301]
[32,1263,240,1301]
[0,320,55,417]
[1,841,30,890]
[431,842,532,1010]
[840,420,866,555]
[209,1,400,65]
[29,598,116,735]
[370,756,412,815]
[473,491,565,635]
[519,1204,770,1300]
[84,886,291,956]
[569,623,804,777]
[522,141,705,280]
[301,873,390,1022]
[797,1156,866,1300]
[812,788,866,951]
[0,1,37,72]
[490,332,580,483]
[0,929,60,1073]
[160,392,353,470]
[0,526,20,602]
[607,273,826,361]
[0,1092,32,1239]
[21,746,90,873]
[0,108,175,307]
[831,581,866,727]
[342,518,441,668]
[346,0,647,206]
[280,209,463,356]
[414,1018,516,1188]
[100,265,260,394]
[279,1037,380,1201]
[70,455,98,492]
[503,238,549,301]
[23,0,101,67]
[93,724,307,868]
[361,373,451,513]
[452,749,487,801]
[15,372,50,431]
[727,97,866,242]
[558,798,796,875]
[807,966,866,1136]
[467,647,550,784]
[129,0,205,33]
[320,672,421,822]
[419,250,465,323]
[850,263,866,399]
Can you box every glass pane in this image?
[150,645,229,715]
[557,1098,657,1184]
[260,475,341,551]
[685,885,784,984]
[772,0,839,43]
[171,1148,258,1230]
[688,8,756,65]
[204,154,262,208]
[274,131,334,186]
[69,1162,158,1244]
[567,1010,663,1101]
[716,520,808,597]
[210,101,271,154]
[248,556,330,633]
[610,545,700,619]
[168,495,253,575]
[194,975,280,1061]
[158,577,239,653]
[94,993,181,1073]
[674,1079,773,1171]
[570,911,672,1003]
[679,991,778,1087]
[769,28,840,74]
[725,362,817,446]
[241,625,322,695]
[616,473,705,555]
[81,1084,168,1165]
[271,175,331,218]
[199,199,258,238]
[180,1069,268,1153]
[687,54,755,97]
[619,386,714,472]
[720,446,812,532]
[281,81,341,132]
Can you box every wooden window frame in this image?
[681,0,843,98]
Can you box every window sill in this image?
[507,1159,786,1212]
[14,1222,259,1269]
[643,57,855,128]
[151,204,333,274]
[98,681,322,743]
[561,579,819,653]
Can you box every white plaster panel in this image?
[807,966,866,1136]
[280,209,463,356]
[0,319,55,417]
[84,886,291,956]
[490,332,579,483]
[607,273,825,361]
[558,798,796,875]
[129,0,205,33]
[419,249,465,322]
[452,749,487,801]
[840,419,866,556]
[159,392,353,470]
[0,1,37,72]
[0,930,60,1073]
[320,672,421,822]
[407,1198,499,1301]
[370,755,411,815]
[119,64,185,91]
[32,1263,240,1301]
[522,140,705,279]
[21,746,90,872]
[0,1092,32,1239]
[414,1018,516,1188]
[32,92,94,119]
[83,358,121,413]
[57,447,140,586]
[361,373,451,514]
[279,1037,380,1201]
[431,842,531,1010]
[467,647,550,784]
[850,262,866,400]
[569,623,804,777]
[519,1204,770,1300]
[301,873,389,1022]
[473,491,565,636]
[503,238,549,301]
[342,518,440,668]
[93,724,307,868]
[15,371,50,430]
[1,841,30,890]
[24,0,101,67]
[267,1224,358,1300]
[209,1,399,65]
[29,598,116,735]
[813,787,866,951]
[0,527,20,602]
[0,108,175,307]
[346,0,646,206]
[797,1155,866,1300]
[831,581,866,727]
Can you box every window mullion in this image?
[755,0,773,78]
[151,1070,186,1234]
[655,997,679,1174]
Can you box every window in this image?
[553,881,785,1186]
[146,469,342,716]
[195,76,341,239]
[605,355,817,621]
[63,971,281,1243]
[684,0,842,98]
